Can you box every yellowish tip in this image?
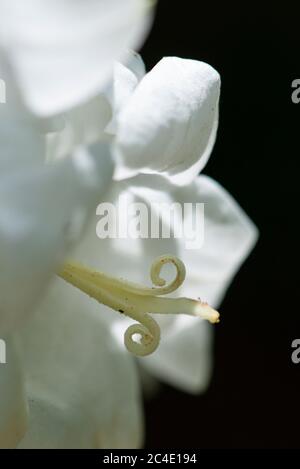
[195,302,220,324]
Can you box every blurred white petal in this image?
[0,142,114,334]
[0,55,114,334]
[0,337,28,448]
[46,52,146,161]
[46,95,112,161]
[114,57,220,183]
[17,277,143,449]
[0,0,153,115]
[0,55,44,172]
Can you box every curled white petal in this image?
[114,57,220,183]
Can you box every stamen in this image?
[57,255,219,357]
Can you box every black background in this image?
[141,1,300,448]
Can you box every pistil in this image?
[58,255,219,356]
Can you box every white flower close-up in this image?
[0,0,258,449]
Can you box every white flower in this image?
[2,54,258,448]
[0,0,258,450]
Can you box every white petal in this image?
[114,57,220,183]
[122,50,146,82]
[0,144,114,334]
[0,55,44,172]
[17,277,143,449]
[46,52,146,161]
[0,0,153,115]
[105,52,146,136]
[0,51,114,334]
[46,95,112,161]
[66,173,257,393]
[0,337,28,448]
